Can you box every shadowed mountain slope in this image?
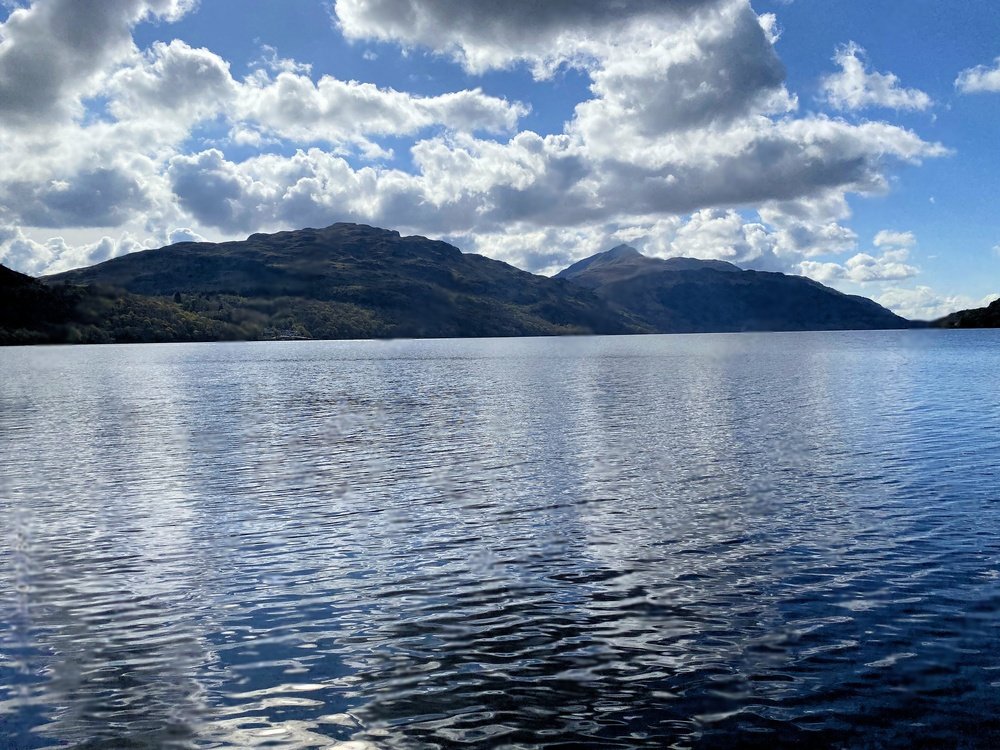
[933,298,1000,328]
[2,262,246,345]
[4,226,918,345]
[555,245,910,332]
[556,244,741,287]
[46,223,643,339]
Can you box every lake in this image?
[2,331,1000,749]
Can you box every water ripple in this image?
[2,331,1000,748]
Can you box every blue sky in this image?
[1,0,998,319]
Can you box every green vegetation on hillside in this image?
[5,224,645,345]
[3,223,932,346]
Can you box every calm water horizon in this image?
[2,330,1000,748]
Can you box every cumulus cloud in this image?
[0,33,528,239]
[335,0,716,75]
[822,42,932,111]
[167,227,206,244]
[1,167,150,228]
[841,249,918,282]
[757,193,858,259]
[569,2,794,136]
[0,225,146,274]
[0,0,195,126]
[873,230,916,248]
[956,57,1000,93]
[107,39,238,130]
[670,209,780,268]
[0,226,55,274]
[107,39,527,150]
[798,230,919,284]
[239,71,527,147]
[0,0,951,286]
[158,113,944,245]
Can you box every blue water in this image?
[1,330,1000,748]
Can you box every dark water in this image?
[2,331,1000,749]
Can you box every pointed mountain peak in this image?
[554,244,645,281]
[604,244,642,260]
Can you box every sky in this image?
[0,0,998,319]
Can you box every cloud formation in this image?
[107,39,527,153]
[956,57,1000,93]
[821,43,932,111]
[0,0,194,126]
[873,230,916,249]
[335,0,716,75]
[0,0,951,299]
[798,230,920,284]
[876,287,999,321]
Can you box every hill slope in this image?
[46,223,643,339]
[0,264,84,344]
[2,263,249,345]
[6,226,917,345]
[555,246,910,332]
[933,298,1000,328]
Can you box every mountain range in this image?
[0,221,979,345]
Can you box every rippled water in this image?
[2,331,1000,749]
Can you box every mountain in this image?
[5,226,915,345]
[933,298,1000,328]
[44,223,642,340]
[556,244,741,287]
[555,245,910,333]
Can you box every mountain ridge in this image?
[1,222,921,344]
[553,244,910,332]
[40,223,644,341]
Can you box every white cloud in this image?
[821,42,932,111]
[0,225,147,274]
[0,226,55,274]
[167,227,206,244]
[253,44,313,76]
[107,40,239,131]
[670,209,781,268]
[0,33,529,241]
[956,57,1000,93]
[873,230,916,248]
[239,71,528,148]
[573,1,795,136]
[876,287,999,321]
[757,193,858,258]
[0,0,195,127]
[155,110,945,247]
[335,0,716,76]
[0,0,950,286]
[106,39,528,152]
[841,249,918,282]
[798,238,919,284]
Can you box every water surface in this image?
[2,331,1000,748]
